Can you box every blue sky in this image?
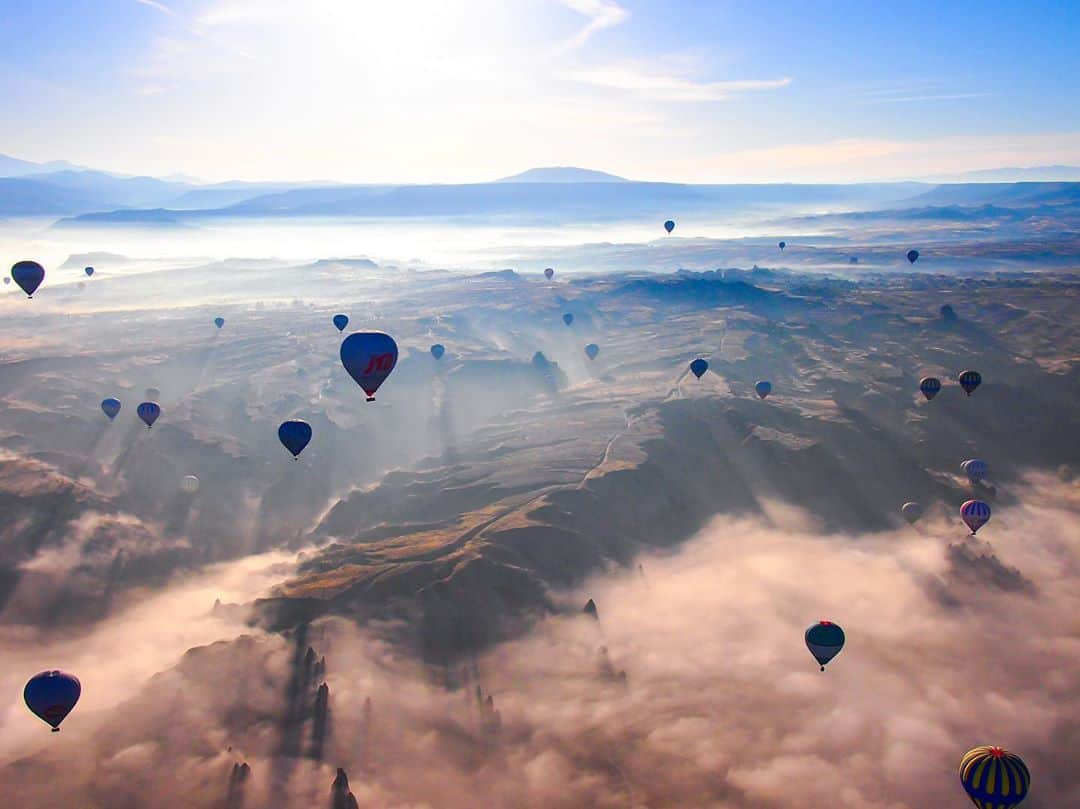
[1,0,1078,183]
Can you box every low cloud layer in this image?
[0,473,1076,808]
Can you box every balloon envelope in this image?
[11,260,45,297]
[963,458,988,483]
[958,370,982,396]
[960,499,991,534]
[907,249,920,264]
[101,397,121,420]
[430,343,445,360]
[805,621,845,671]
[332,314,349,332]
[663,220,675,233]
[181,475,200,494]
[278,420,313,458]
[144,387,160,400]
[689,358,708,379]
[24,670,81,731]
[960,746,1030,809]
[340,332,399,401]
[901,501,923,524]
[755,380,772,399]
[584,343,599,360]
[84,266,94,277]
[919,376,942,400]
[2,276,9,284]
[778,241,786,251]
[562,313,574,326]
[544,268,554,280]
[137,401,160,428]
[214,317,225,329]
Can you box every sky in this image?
[1,0,1079,183]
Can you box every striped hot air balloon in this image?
[960,499,991,534]
[959,370,982,396]
[959,746,1030,809]
[919,376,942,400]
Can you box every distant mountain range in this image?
[1,152,1078,225]
[495,166,629,183]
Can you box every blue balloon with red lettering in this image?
[24,670,81,732]
[278,420,312,458]
[341,331,399,402]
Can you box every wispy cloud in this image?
[560,0,628,49]
[135,0,177,17]
[565,63,792,102]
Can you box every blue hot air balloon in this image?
[430,343,445,360]
[958,370,982,396]
[778,241,786,251]
[959,746,1030,809]
[563,313,574,326]
[84,266,94,277]
[901,502,923,524]
[584,343,599,360]
[278,420,312,459]
[907,249,920,264]
[963,458,988,484]
[689,358,708,379]
[333,314,349,332]
[664,220,675,234]
[137,401,161,429]
[101,398,121,421]
[919,376,942,401]
[24,670,81,732]
[805,621,845,671]
[544,268,554,280]
[214,317,225,329]
[340,331,399,402]
[960,499,991,534]
[11,261,45,298]
[755,380,772,399]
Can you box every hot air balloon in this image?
[214,317,225,329]
[805,621,845,671]
[24,670,81,732]
[278,420,312,459]
[959,370,982,396]
[181,475,200,494]
[137,401,161,429]
[960,500,991,534]
[430,344,445,360]
[585,343,599,360]
[963,458,988,483]
[959,746,1030,809]
[333,314,349,332]
[689,358,708,379]
[907,249,919,264]
[2,276,10,285]
[778,241,786,251]
[11,260,45,298]
[901,502,923,524]
[664,220,675,234]
[544,268,554,280]
[145,387,160,400]
[340,332,398,402]
[101,398,121,420]
[84,267,94,277]
[919,376,942,401]
[755,380,772,399]
[563,313,574,326]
